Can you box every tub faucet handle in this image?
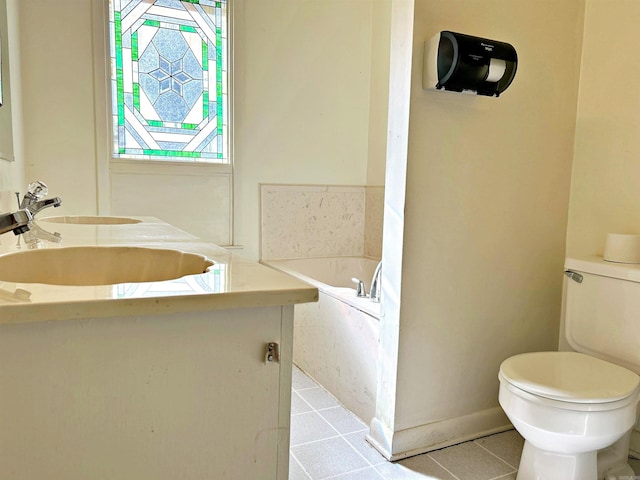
[351,277,367,298]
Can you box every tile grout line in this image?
[426,453,463,480]
[291,433,343,449]
[290,411,314,418]
[292,367,387,477]
[316,405,364,414]
[290,449,313,480]
[293,404,386,475]
[291,405,343,443]
[315,410,368,433]
[321,465,380,480]
[473,439,519,471]
[312,397,381,471]
[295,390,342,412]
[296,370,371,441]
[293,386,321,393]
[291,390,315,416]
[292,428,382,479]
[313,405,384,473]
[291,389,313,409]
[488,473,518,480]
[337,429,385,469]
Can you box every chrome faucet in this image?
[369,261,382,303]
[0,209,32,235]
[0,181,62,236]
[19,181,62,218]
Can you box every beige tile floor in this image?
[290,365,640,480]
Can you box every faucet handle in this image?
[26,181,48,200]
[352,277,367,298]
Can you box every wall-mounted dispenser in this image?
[423,31,517,97]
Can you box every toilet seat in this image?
[499,376,638,412]
[499,352,640,406]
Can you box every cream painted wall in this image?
[233,0,388,259]
[372,0,585,457]
[367,0,391,187]
[19,0,98,215]
[566,0,640,257]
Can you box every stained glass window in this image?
[108,0,228,163]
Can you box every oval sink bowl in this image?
[0,246,213,286]
[39,216,142,225]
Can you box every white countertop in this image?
[0,216,318,323]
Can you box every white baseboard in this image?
[367,414,640,461]
[366,407,512,461]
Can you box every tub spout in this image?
[369,261,382,303]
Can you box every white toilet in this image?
[498,257,640,480]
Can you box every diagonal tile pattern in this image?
[290,365,640,480]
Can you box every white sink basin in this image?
[0,246,213,286]
[39,216,142,225]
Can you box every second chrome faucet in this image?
[351,260,382,302]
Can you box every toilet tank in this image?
[565,256,640,374]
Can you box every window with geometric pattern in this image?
[108,0,228,163]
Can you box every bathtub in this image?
[264,257,380,424]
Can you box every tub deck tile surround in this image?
[261,184,367,260]
[364,186,385,259]
[290,365,640,480]
[260,184,384,262]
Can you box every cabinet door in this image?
[0,306,293,480]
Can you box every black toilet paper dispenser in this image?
[423,31,517,97]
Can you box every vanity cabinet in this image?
[0,305,294,480]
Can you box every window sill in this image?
[111,158,232,175]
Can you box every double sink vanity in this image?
[0,215,317,479]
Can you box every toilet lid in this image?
[500,352,640,403]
